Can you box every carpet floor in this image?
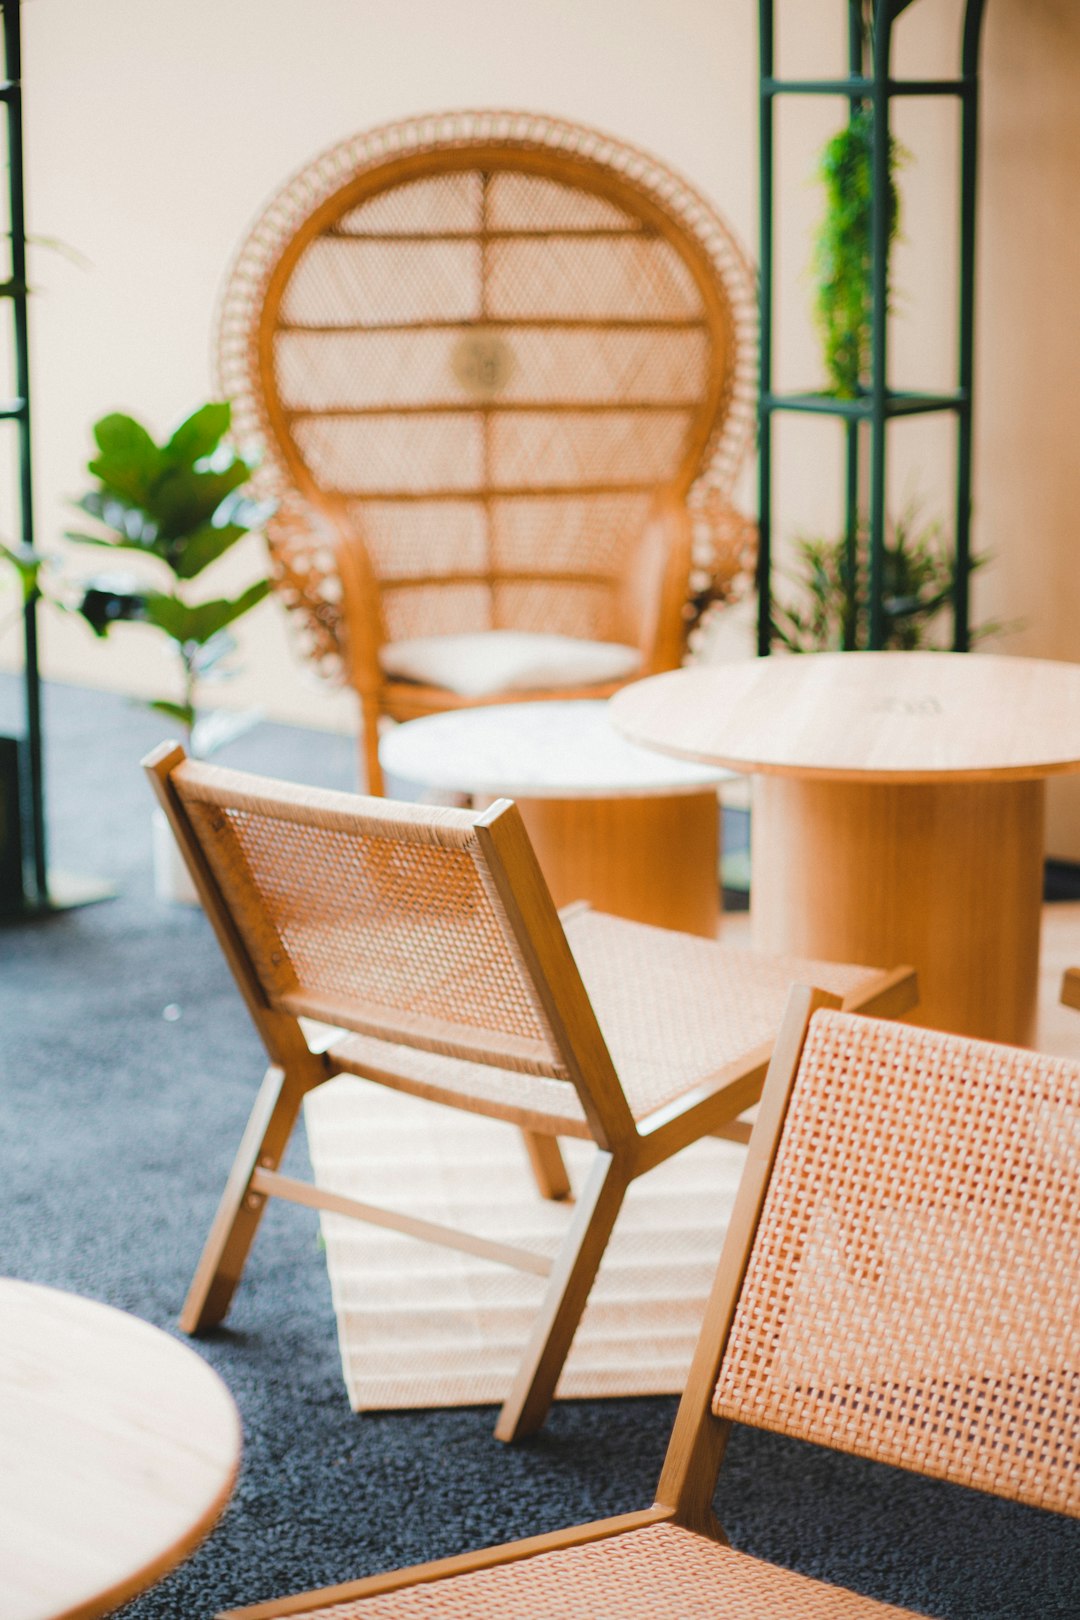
[0,677,1077,1620]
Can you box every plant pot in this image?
[151,807,200,906]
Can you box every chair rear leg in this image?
[495,1151,628,1442]
[180,1064,312,1334]
[359,695,385,796]
[522,1130,571,1201]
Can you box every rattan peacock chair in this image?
[218,111,757,791]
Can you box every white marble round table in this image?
[381,701,731,936]
[0,1280,241,1620]
[611,652,1080,1043]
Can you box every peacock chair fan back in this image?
[219,111,757,690]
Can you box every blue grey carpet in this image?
[0,677,1076,1619]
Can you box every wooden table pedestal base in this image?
[750,776,1045,1045]
[514,791,720,939]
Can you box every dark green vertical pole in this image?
[3,0,46,899]
[954,0,987,652]
[756,0,774,656]
[867,2,894,651]
[843,0,865,649]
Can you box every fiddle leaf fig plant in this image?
[66,402,273,749]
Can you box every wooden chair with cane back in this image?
[144,745,914,1444]
[217,986,1080,1620]
[217,111,758,791]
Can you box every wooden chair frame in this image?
[1062,967,1080,1011]
[217,111,758,792]
[218,985,1079,1620]
[146,745,913,1447]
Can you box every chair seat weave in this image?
[565,912,884,1119]
[329,910,885,1131]
[278,1522,922,1618]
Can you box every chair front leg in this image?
[495,1149,629,1442]
[180,1063,315,1334]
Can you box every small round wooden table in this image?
[380,700,731,937]
[611,652,1080,1044]
[0,1279,241,1620]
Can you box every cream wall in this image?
[976,0,1080,856]
[3,0,1079,845]
[3,0,759,736]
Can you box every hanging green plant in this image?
[811,107,906,398]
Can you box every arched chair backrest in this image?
[218,111,757,682]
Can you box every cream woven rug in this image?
[304,1076,747,1412]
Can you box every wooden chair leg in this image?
[180,1065,312,1334]
[359,695,385,796]
[522,1131,571,1201]
[494,1151,629,1443]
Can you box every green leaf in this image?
[74,578,149,637]
[146,698,196,729]
[169,521,248,580]
[143,579,270,646]
[71,490,161,547]
[164,402,231,469]
[1,541,43,604]
[150,459,251,539]
[89,413,162,505]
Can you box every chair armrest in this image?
[300,495,385,698]
[614,492,693,672]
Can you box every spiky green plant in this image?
[772,506,999,653]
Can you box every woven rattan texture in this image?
[216,111,757,675]
[186,796,565,1073]
[713,1010,1080,1518]
[325,912,885,1132]
[279,1523,920,1618]
[327,1030,589,1136]
[564,912,885,1120]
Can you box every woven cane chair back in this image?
[219,111,757,675]
[169,760,581,1080]
[713,1008,1080,1517]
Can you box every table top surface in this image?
[609,652,1080,784]
[0,1279,241,1620]
[380,700,731,798]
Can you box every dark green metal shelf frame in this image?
[756,0,988,655]
[2,0,47,908]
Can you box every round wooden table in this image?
[611,652,1080,1044]
[0,1280,241,1620]
[381,700,731,937]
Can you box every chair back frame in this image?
[254,144,738,515]
[656,987,1080,1533]
[144,743,634,1149]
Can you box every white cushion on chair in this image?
[379,631,642,698]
